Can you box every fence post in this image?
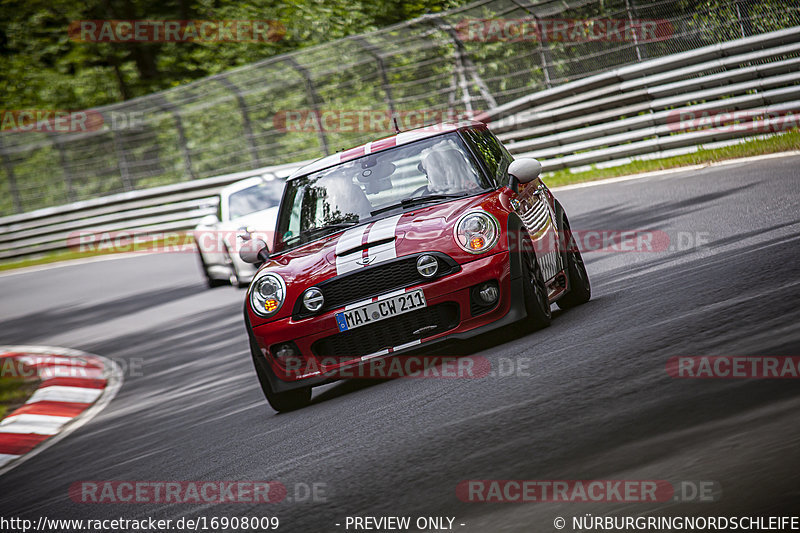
[432,16,499,113]
[216,76,261,165]
[625,0,647,61]
[157,97,196,181]
[112,130,133,191]
[286,57,330,156]
[51,137,76,202]
[0,137,23,214]
[735,1,754,38]
[508,0,555,89]
[353,36,397,119]
[535,16,554,89]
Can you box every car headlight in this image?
[454,211,500,254]
[250,272,286,317]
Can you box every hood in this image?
[263,193,493,286]
[221,206,279,231]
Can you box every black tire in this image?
[250,337,312,413]
[520,236,552,330]
[222,246,240,287]
[555,203,591,310]
[196,241,227,288]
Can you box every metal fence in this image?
[2,0,798,218]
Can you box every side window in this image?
[463,128,512,187]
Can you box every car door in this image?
[510,178,562,282]
[461,127,563,282]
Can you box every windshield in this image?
[227,179,285,220]
[274,132,491,252]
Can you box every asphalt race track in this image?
[1,155,799,531]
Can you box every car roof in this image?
[287,120,486,180]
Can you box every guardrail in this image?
[1,26,798,263]
[488,27,800,170]
[0,160,306,260]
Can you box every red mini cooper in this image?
[240,121,590,412]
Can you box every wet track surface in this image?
[1,155,799,530]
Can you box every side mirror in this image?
[508,158,542,185]
[239,238,269,264]
[199,214,219,227]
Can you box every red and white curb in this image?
[0,345,123,475]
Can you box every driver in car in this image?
[417,141,481,195]
[316,173,372,222]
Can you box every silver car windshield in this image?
[274,132,490,252]
[228,179,285,220]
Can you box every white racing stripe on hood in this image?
[363,214,401,267]
[335,215,402,275]
[335,224,368,275]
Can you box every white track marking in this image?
[26,386,103,405]
[0,345,123,477]
[0,454,20,468]
[0,414,73,435]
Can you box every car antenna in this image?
[392,114,401,134]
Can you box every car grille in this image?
[311,302,460,362]
[293,253,459,319]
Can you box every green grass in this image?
[0,371,40,419]
[543,129,800,187]
[1,131,799,273]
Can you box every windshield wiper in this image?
[370,194,467,217]
[282,222,358,247]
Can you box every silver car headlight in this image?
[250,272,286,317]
[454,211,500,254]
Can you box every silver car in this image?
[194,175,285,288]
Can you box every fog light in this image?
[274,343,298,362]
[478,283,499,304]
[416,254,439,278]
[272,342,305,372]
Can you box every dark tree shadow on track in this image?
[0,283,203,344]
[568,184,752,234]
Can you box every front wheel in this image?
[520,239,552,330]
[556,204,591,310]
[196,241,227,289]
[223,246,249,288]
[250,338,312,413]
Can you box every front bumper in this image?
[249,250,527,392]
